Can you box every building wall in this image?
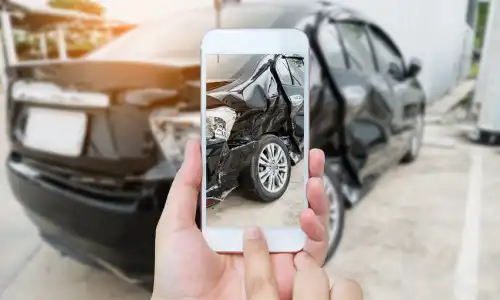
[336,0,474,102]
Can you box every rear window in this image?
[87,5,309,61]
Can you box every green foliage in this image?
[469,61,480,78]
[48,0,105,16]
[475,2,490,51]
[11,0,108,60]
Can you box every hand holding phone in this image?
[153,140,338,300]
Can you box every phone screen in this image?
[201,29,310,252]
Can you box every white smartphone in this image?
[201,29,310,253]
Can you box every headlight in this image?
[206,106,237,141]
[149,108,200,165]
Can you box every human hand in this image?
[152,139,349,300]
[243,227,363,300]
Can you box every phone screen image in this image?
[204,53,307,228]
[201,29,310,252]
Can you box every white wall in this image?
[336,0,473,102]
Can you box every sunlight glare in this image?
[100,0,213,23]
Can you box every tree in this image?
[48,0,105,16]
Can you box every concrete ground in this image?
[207,161,305,227]
[1,113,500,299]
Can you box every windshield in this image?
[87,4,309,61]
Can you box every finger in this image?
[300,208,326,243]
[301,178,329,265]
[307,177,330,229]
[243,227,280,300]
[309,149,325,178]
[158,139,202,232]
[293,252,330,300]
[330,280,364,300]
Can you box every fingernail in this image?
[244,227,262,240]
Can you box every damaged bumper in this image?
[6,154,174,281]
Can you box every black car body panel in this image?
[4,0,426,281]
[7,156,170,279]
[204,54,305,199]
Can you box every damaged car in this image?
[204,54,305,205]
[4,0,425,287]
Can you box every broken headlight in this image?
[206,106,237,141]
[149,108,200,166]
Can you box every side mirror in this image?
[388,62,405,81]
[406,58,422,78]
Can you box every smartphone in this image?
[201,29,310,253]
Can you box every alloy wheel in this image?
[258,143,289,193]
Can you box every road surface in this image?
[207,161,305,227]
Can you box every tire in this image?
[323,166,346,264]
[241,135,292,202]
[477,130,497,145]
[401,113,424,163]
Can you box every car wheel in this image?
[477,130,498,145]
[323,167,345,264]
[241,135,292,202]
[401,113,424,163]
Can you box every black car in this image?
[204,54,305,204]
[5,0,425,286]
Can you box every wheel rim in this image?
[411,115,424,156]
[323,175,340,245]
[258,143,288,193]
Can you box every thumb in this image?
[243,227,280,300]
[158,139,202,232]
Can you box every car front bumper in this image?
[6,155,173,284]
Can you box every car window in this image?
[336,23,376,73]
[276,57,293,85]
[367,26,405,77]
[317,22,347,69]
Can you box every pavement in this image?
[207,161,305,227]
[426,79,476,117]
[327,123,500,300]
[1,94,500,299]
